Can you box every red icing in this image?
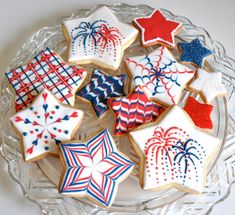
[134,10,181,46]
[183,97,213,129]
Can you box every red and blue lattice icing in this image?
[59,129,134,207]
[5,47,87,112]
[125,46,195,106]
[129,106,220,193]
[63,6,138,70]
[10,89,83,161]
[108,86,165,135]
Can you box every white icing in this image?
[129,106,220,193]
[189,68,227,102]
[63,6,138,70]
[125,46,195,105]
[10,89,83,161]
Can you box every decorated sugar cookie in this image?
[10,89,83,162]
[76,69,126,118]
[5,47,87,112]
[108,86,165,135]
[62,6,138,70]
[133,9,182,47]
[184,96,213,129]
[59,129,134,207]
[178,38,213,68]
[129,105,220,193]
[125,46,195,106]
[189,69,227,103]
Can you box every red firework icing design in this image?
[144,126,189,181]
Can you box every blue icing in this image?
[178,38,213,68]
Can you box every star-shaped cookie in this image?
[133,9,182,47]
[184,96,213,129]
[189,69,227,103]
[178,38,213,68]
[125,46,195,106]
[108,86,165,136]
[76,69,126,118]
[59,129,134,207]
[129,105,220,193]
[5,47,87,112]
[10,89,84,162]
[62,6,138,70]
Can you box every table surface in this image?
[0,0,235,214]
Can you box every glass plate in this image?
[1,3,235,215]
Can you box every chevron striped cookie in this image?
[59,129,134,207]
[76,69,126,118]
[108,86,165,136]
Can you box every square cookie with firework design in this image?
[62,6,138,70]
[59,129,134,207]
[10,89,84,162]
[129,105,220,193]
[125,46,195,106]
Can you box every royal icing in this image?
[133,9,182,47]
[189,69,227,103]
[129,106,220,193]
[184,97,213,129]
[10,89,83,161]
[178,38,213,68]
[63,6,138,70]
[125,46,195,105]
[108,86,165,135]
[76,69,126,118]
[59,129,134,207]
[5,47,87,112]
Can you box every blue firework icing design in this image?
[172,139,207,184]
[70,20,124,59]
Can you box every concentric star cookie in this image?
[10,89,84,162]
[59,129,134,207]
[184,96,213,129]
[129,105,220,193]
[189,69,227,103]
[125,46,195,106]
[62,6,138,70]
[108,86,165,136]
[178,38,213,68]
[76,69,126,118]
[5,47,87,112]
[133,9,182,47]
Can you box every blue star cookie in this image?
[178,38,213,68]
[76,69,126,118]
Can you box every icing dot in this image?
[51,111,55,114]
[45,146,49,151]
[34,111,38,115]
[53,127,57,130]
[30,130,34,134]
[45,140,49,144]
[55,105,60,109]
[58,129,62,133]
[35,129,39,132]
[30,107,34,111]
[37,116,41,119]
[23,132,27,136]
[50,116,53,119]
[44,135,48,139]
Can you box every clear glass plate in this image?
[1,3,235,215]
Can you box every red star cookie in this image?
[183,97,213,129]
[133,9,182,47]
[108,86,165,136]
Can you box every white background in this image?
[0,0,235,214]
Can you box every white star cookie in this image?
[129,105,220,193]
[189,69,227,103]
[125,46,195,106]
[10,89,84,162]
[63,6,138,70]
